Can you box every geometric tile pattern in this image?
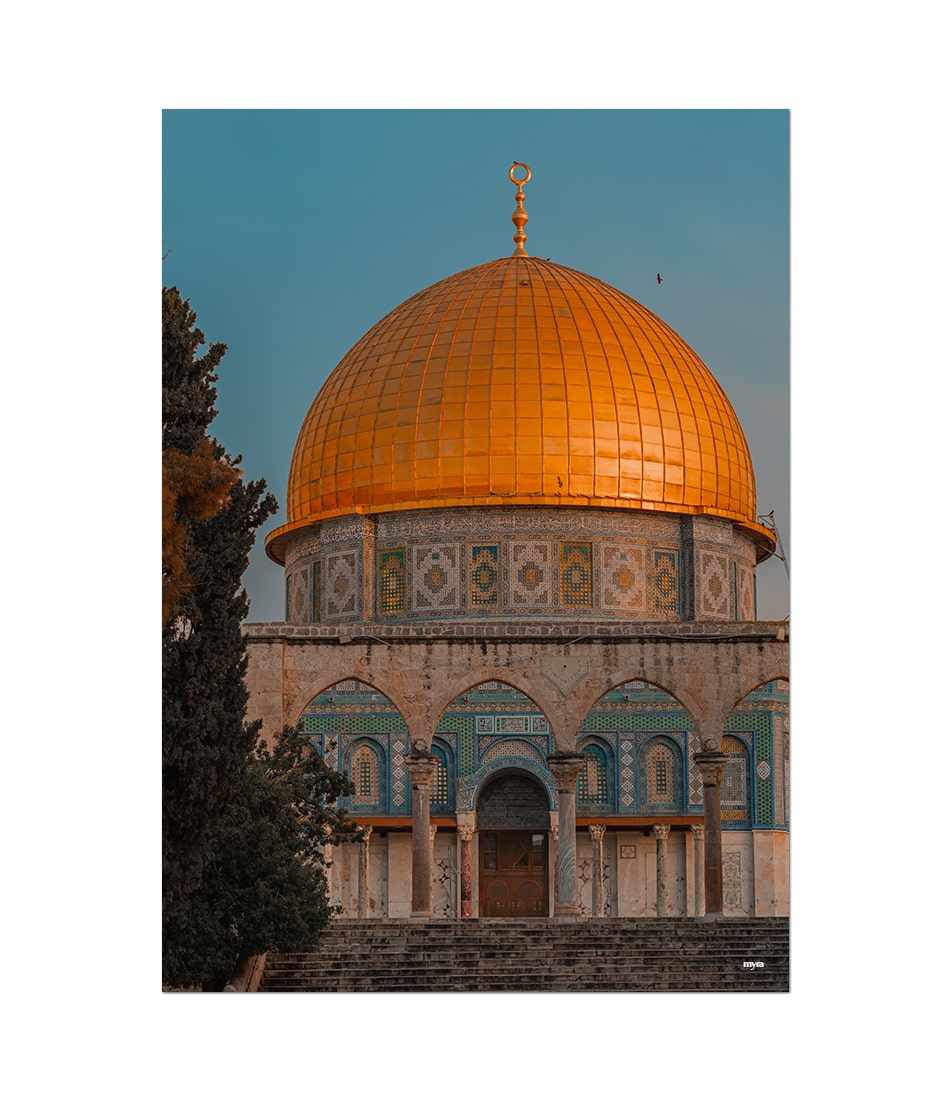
[687,729,703,805]
[735,563,755,621]
[651,549,680,614]
[642,739,678,808]
[619,739,635,808]
[480,737,548,769]
[576,741,610,806]
[413,545,461,611]
[325,549,360,620]
[600,544,646,612]
[720,734,751,823]
[469,544,501,607]
[510,541,554,607]
[391,732,408,808]
[699,549,731,619]
[283,505,767,622]
[377,548,407,615]
[312,559,321,621]
[560,542,593,606]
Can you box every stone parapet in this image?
[243,619,789,643]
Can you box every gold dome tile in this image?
[267,255,774,562]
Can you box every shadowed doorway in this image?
[476,773,550,917]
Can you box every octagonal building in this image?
[244,165,789,923]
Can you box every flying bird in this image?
[656,273,663,284]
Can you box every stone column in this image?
[321,823,335,912]
[550,822,559,918]
[653,824,670,917]
[357,825,373,918]
[458,823,475,918]
[406,745,437,919]
[691,823,706,917]
[694,752,728,916]
[588,824,606,918]
[548,753,585,918]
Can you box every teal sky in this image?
[162,109,790,620]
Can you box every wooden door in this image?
[479,831,548,917]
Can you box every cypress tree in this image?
[162,286,278,919]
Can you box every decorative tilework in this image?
[642,739,678,808]
[531,716,548,733]
[735,564,755,621]
[283,506,764,623]
[391,731,408,808]
[721,734,750,823]
[325,550,360,619]
[651,549,679,614]
[377,548,407,615]
[287,567,311,624]
[577,741,610,807]
[509,541,554,607]
[497,716,529,734]
[699,550,731,619]
[600,545,646,612]
[620,739,635,807]
[412,545,461,611]
[469,544,500,607]
[312,559,321,622]
[560,542,593,607]
[480,738,547,769]
[688,730,703,805]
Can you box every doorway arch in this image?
[476,771,551,917]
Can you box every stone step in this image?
[258,917,789,993]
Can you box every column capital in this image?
[458,823,475,842]
[406,752,437,785]
[547,752,586,786]
[652,823,671,840]
[690,822,705,840]
[694,751,728,786]
[359,824,373,843]
[588,823,606,841]
[429,825,438,842]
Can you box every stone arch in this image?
[568,670,703,750]
[287,670,414,735]
[295,678,411,815]
[721,669,791,721]
[473,767,554,828]
[429,674,556,743]
[577,678,697,813]
[719,678,789,828]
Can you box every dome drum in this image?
[280,505,761,626]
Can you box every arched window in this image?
[349,743,383,809]
[721,734,751,824]
[577,741,612,809]
[641,739,680,810]
[431,741,455,811]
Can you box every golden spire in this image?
[509,162,531,256]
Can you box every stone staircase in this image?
[259,917,789,992]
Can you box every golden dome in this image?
[267,255,773,562]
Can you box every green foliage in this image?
[162,286,355,992]
[162,727,357,990]
[162,286,278,918]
